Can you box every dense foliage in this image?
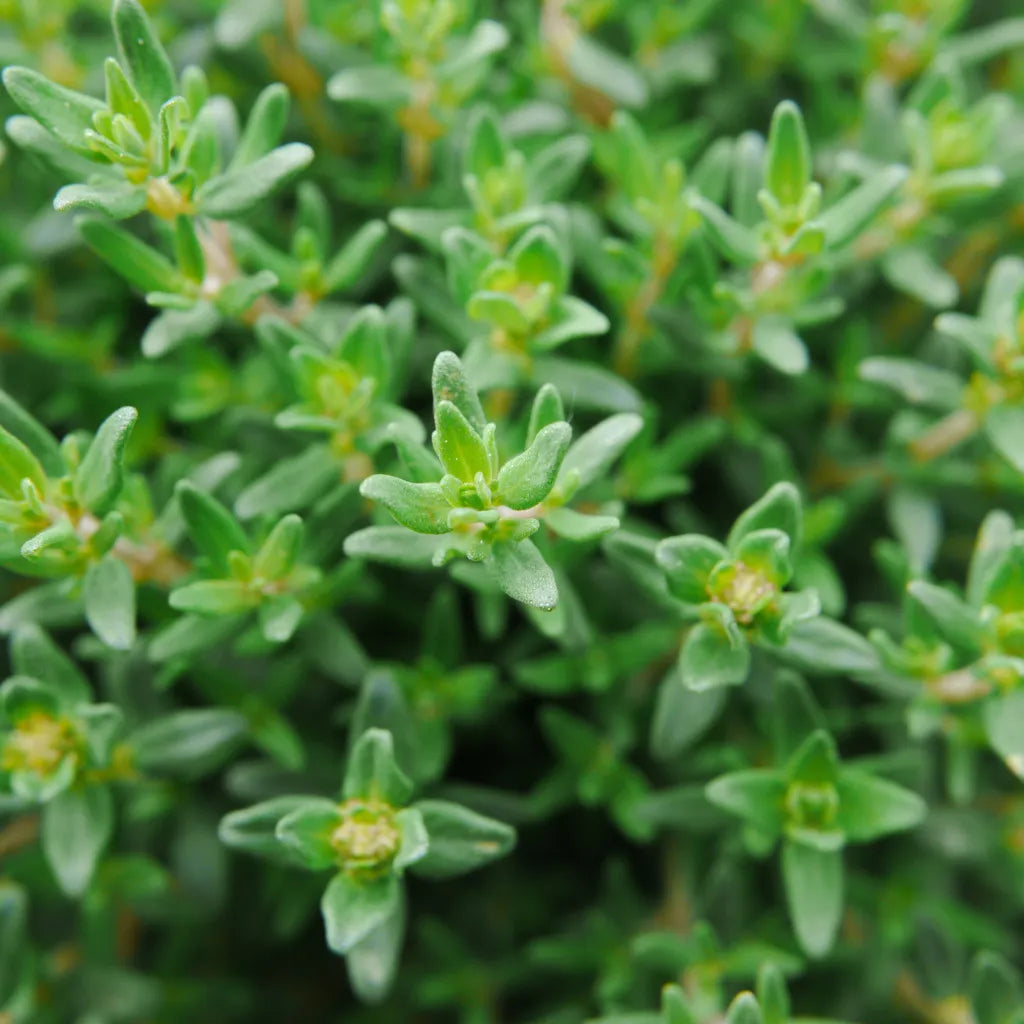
[1,0,1024,1021]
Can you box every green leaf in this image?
[983,543,1024,613]
[148,613,237,663]
[663,985,699,1024]
[467,291,531,334]
[545,507,619,542]
[510,225,568,292]
[786,731,839,785]
[0,580,80,635]
[75,406,137,516]
[234,444,339,520]
[692,196,761,265]
[756,964,791,1024]
[445,230,503,310]
[2,675,61,723]
[11,624,91,706]
[431,351,488,436]
[765,100,811,207]
[527,384,565,445]
[734,529,792,587]
[496,423,571,510]
[54,181,147,219]
[906,580,983,653]
[566,33,648,108]
[858,356,963,408]
[776,587,823,640]
[5,114,100,180]
[464,107,506,180]
[558,413,643,491]
[984,691,1024,780]
[705,770,787,835]
[728,482,802,552]
[20,520,78,563]
[337,305,390,386]
[141,302,221,358]
[981,268,1022,344]
[888,486,941,576]
[112,0,177,112]
[490,539,558,610]
[343,526,446,568]
[130,708,246,776]
[534,296,610,350]
[344,728,413,806]
[252,514,305,580]
[360,476,452,535]
[835,772,926,842]
[320,871,400,955]
[169,579,254,615]
[231,82,289,168]
[441,20,509,78]
[881,248,959,309]
[0,388,62,477]
[928,167,1004,203]
[726,993,764,1024]
[173,214,205,282]
[984,405,1024,473]
[934,311,997,364]
[818,165,907,249]
[2,67,103,152]
[411,799,516,879]
[345,886,405,1004]
[656,535,728,603]
[258,594,304,644]
[432,401,491,483]
[79,704,123,764]
[534,356,642,413]
[78,217,182,295]
[943,17,1024,64]
[529,134,592,202]
[651,668,727,759]
[779,616,881,675]
[196,143,314,218]
[176,481,250,573]
[326,66,412,106]
[321,220,389,294]
[968,510,1016,608]
[0,425,46,498]
[274,797,342,870]
[104,56,150,136]
[679,617,750,691]
[83,556,136,651]
[218,796,318,866]
[752,319,809,375]
[969,951,1024,1024]
[42,784,114,896]
[781,840,843,957]
[393,808,429,874]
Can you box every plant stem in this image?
[613,239,674,377]
[909,408,979,463]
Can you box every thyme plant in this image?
[0,0,1023,1021]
